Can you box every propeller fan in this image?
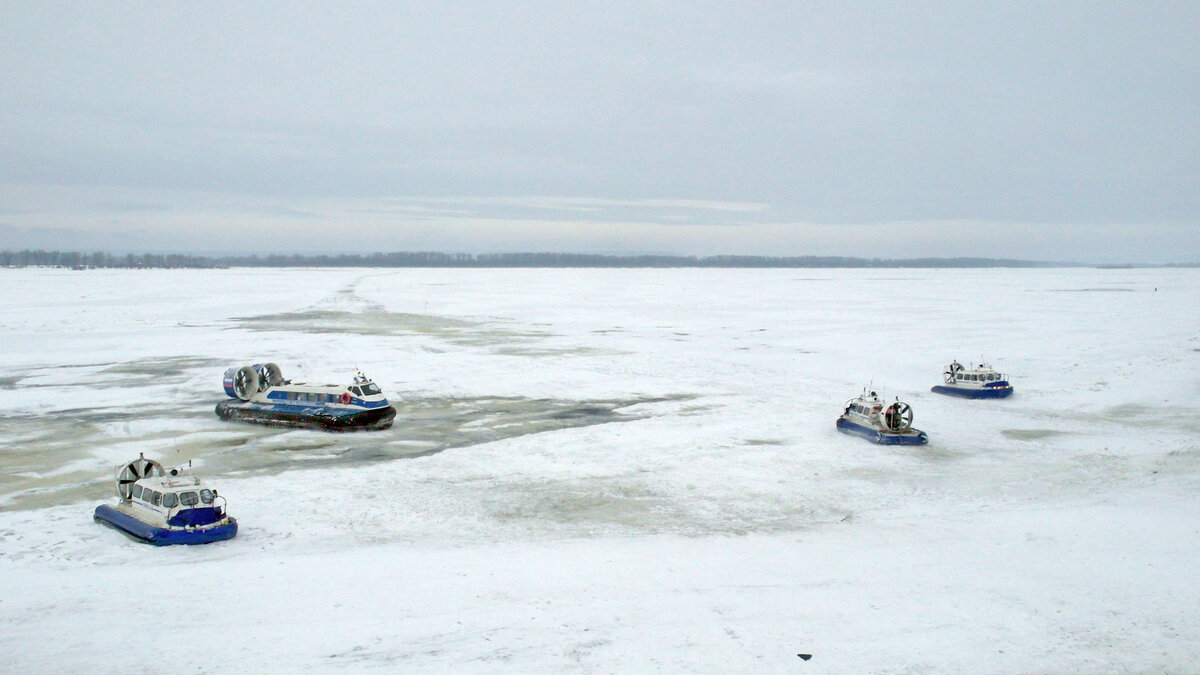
[255,362,284,388]
[116,454,165,499]
[944,361,963,384]
[233,365,260,400]
[883,401,914,431]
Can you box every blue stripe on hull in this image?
[94,505,238,546]
[215,400,397,431]
[263,391,392,409]
[836,418,928,445]
[931,385,1013,399]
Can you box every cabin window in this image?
[132,484,143,500]
[163,493,179,508]
[180,491,199,507]
[956,373,963,380]
[150,491,162,507]
[351,386,362,396]
[200,489,214,504]
[362,383,381,395]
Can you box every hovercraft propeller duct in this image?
[944,361,963,384]
[231,366,259,400]
[227,362,284,401]
[116,453,165,500]
[882,401,914,431]
[254,362,284,388]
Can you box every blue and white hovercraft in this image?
[930,361,1013,399]
[216,363,397,431]
[836,389,929,445]
[94,454,237,545]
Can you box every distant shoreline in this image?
[1,249,1195,270]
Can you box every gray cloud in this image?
[1,2,1197,261]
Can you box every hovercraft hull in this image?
[215,400,396,431]
[836,418,929,445]
[94,505,238,546]
[931,384,1013,399]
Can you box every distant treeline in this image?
[0,249,1086,269]
[0,250,222,269]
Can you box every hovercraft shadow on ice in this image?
[94,454,237,545]
[931,360,1013,399]
[837,389,929,445]
[216,363,397,431]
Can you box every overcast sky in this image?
[2,2,1198,262]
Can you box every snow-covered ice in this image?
[1,266,1198,672]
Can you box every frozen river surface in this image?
[1,267,1198,672]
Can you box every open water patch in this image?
[205,394,695,478]
[387,394,692,460]
[98,356,227,381]
[1001,428,1067,441]
[227,308,594,354]
[231,309,480,337]
[12,356,225,391]
[0,394,695,510]
[0,405,221,511]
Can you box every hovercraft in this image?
[93,454,237,545]
[215,363,396,431]
[930,361,1013,399]
[836,389,929,445]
